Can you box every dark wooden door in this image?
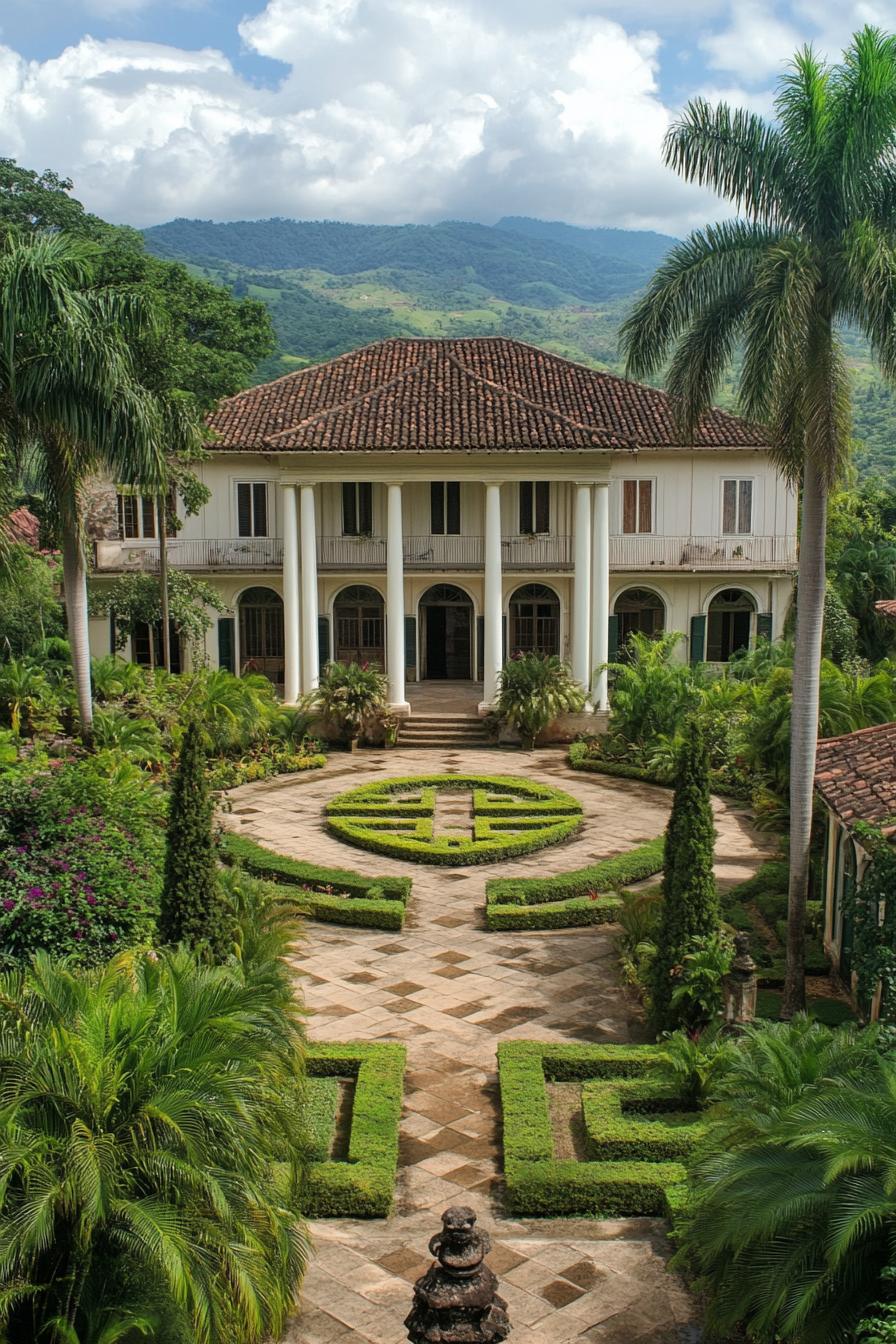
[425,605,471,679]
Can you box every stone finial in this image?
[405,1206,511,1342]
[723,931,758,1027]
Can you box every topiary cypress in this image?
[159,718,231,960]
[650,723,718,1032]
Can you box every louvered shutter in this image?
[689,614,706,664]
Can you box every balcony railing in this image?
[94,532,797,575]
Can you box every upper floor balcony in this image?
[93,532,797,575]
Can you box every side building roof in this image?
[815,721,896,831]
[206,337,770,454]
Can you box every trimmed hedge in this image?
[484,837,664,931]
[221,833,411,930]
[305,1075,340,1161]
[581,1078,704,1161]
[303,1042,406,1218]
[568,741,663,785]
[326,773,583,866]
[499,1041,691,1217]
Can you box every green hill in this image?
[143,215,896,475]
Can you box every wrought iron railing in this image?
[94,532,797,574]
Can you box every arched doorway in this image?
[238,587,284,685]
[614,588,665,648]
[707,588,755,662]
[420,584,473,679]
[508,584,560,657]
[333,585,385,666]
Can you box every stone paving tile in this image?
[225,746,775,1343]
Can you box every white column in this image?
[386,482,409,712]
[590,481,610,711]
[481,481,503,711]
[299,482,319,692]
[572,483,593,694]
[280,483,301,704]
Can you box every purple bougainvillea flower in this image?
[2,899,15,911]
[85,894,97,906]
[26,886,44,899]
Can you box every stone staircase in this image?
[397,713,492,750]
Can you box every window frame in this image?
[519,481,551,535]
[117,491,156,540]
[235,481,270,539]
[721,477,754,536]
[620,478,655,535]
[430,481,461,536]
[342,482,374,537]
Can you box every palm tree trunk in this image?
[60,525,94,747]
[783,458,828,1017]
[158,492,171,673]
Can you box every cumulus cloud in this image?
[0,0,742,232]
[701,1,896,84]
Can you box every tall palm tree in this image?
[620,27,896,1014]
[0,230,169,744]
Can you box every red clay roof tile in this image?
[815,721,896,828]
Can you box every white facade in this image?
[90,445,798,713]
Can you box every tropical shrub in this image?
[604,632,701,749]
[314,660,387,742]
[159,720,231,959]
[668,931,733,1033]
[651,726,718,1032]
[495,651,586,748]
[0,947,309,1344]
[0,753,164,965]
[0,657,58,735]
[0,542,64,658]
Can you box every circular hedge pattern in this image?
[325,774,583,865]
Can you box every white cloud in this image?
[0,0,733,233]
[700,2,801,82]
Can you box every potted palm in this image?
[314,661,388,750]
[495,652,586,750]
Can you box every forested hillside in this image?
[144,214,896,475]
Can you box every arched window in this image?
[334,585,384,666]
[238,587,284,684]
[509,584,560,657]
[614,588,665,647]
[707,588,755,662]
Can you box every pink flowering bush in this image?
[0,753,165,965]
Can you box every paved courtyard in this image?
[226,747,776,1344]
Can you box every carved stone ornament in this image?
[405,1206,511,1343]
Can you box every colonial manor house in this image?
[87,337,798,715]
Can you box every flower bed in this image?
[303,1042,406,1218]
[221,834,411,930]
[325,774,583,866]
[499,1041,702,1217]
[485,838,664,930]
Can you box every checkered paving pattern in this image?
[228,747,774,1343]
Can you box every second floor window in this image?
[117,493,156,540]
[722,479,753,534]
[236,482,269,537]
[431,482,460,535]
[342,482,373,536]
[622,479,653,534]
[519,481,550,534]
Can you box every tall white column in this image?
[572,483,593,694]
[299,482,319,692]
[481,481,504,711]
[590,481,610,711]
[386,482,409,712]
[280,483,301,704]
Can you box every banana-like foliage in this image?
[621,28,896,1013]
[0,942,309,1344]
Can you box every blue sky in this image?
[0,1,893,231]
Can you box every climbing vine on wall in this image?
[844,822,896,1021]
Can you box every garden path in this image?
[226,748,776,1344]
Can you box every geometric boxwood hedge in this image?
[326,774,583,866]
[484,837,664,930]
[303,1042,406,1218]
[498,1041,702,1217]
[221,833,411,930]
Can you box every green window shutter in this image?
[501,614,507,663]
[607,614,619,663]
[756,611,773,643]
[404,616,417,673]
[218,617,235,674]
[476,616,484,679]
[317,615,330,669]
[689,614,706,664]
[109,610,117,655]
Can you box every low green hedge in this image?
[221,834,411,930]
[326,773,583,866]
[581,1078,704,1161]
[568,742,664,785]
[303,1042,406,1218]
[305,1075,340,1161]
[499,1041,690,1217]
[484,837,664,930]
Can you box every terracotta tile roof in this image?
[207,338,769,454]
[815,722,896,829]
[875,599,896,620]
